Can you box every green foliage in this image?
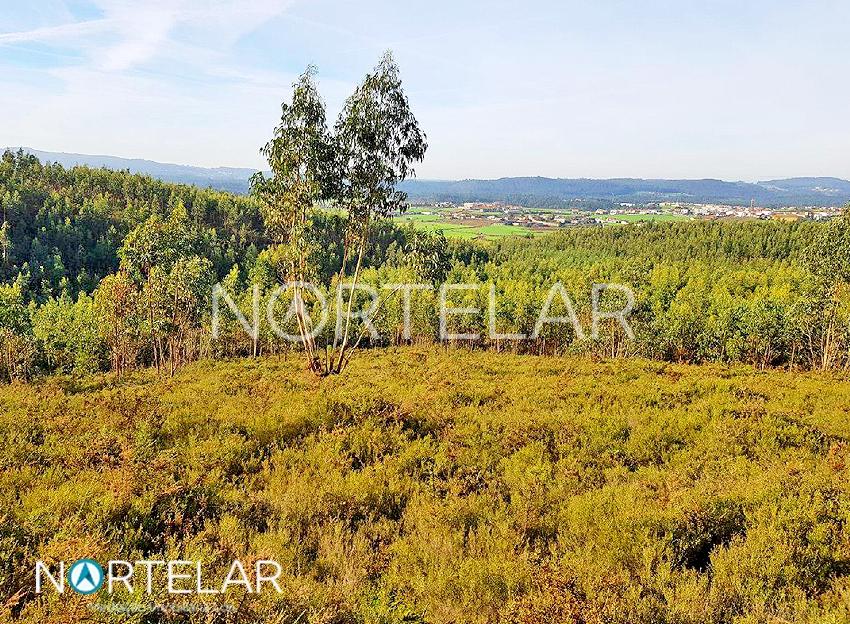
[0,277,29,334]
[93,272,140,376]
[398,226,451,284]
[31,294,106,375]
[114,209,216,375]
[0,148,262,301]
[335,51,428,227]
[248,53,429,375]
[0,277,35,382]
[1,118,849,379]
[251,66,336,245]
[808,208,850,283]
[118,207,197,282]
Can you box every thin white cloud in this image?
[0,0,307,168]
[0,0,295,71]
[95,0,296,70]
[0,18,113,44]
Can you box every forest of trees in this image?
[1,54,849,382]
[2,136,848,382]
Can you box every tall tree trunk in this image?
[334,235,367,373]
[326,234,354,374]
[146,274,160,376]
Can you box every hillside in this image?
[398,176,850,208]
[6,148,849,384]
[10,148,256,195]
[12,148,850,207]
[4,350,850,622]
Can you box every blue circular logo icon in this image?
[67,559,104,594]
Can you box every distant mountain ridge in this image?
[397,176,850,208]
[9,147,850,208]
[10,147,256,195]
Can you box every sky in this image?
[1,0,849,181]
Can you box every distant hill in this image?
[758,177,850,196]
[397,177,850,208]
[9,148,850,208]
[10,147,257,195]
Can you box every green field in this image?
[4,350,850,623]
[396,212,534,239]
[397,209,693,237]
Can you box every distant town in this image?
[412,200,845,231]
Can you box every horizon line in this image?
[6,147,848,185]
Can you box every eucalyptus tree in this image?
[330,51,427,373]
[32,293,105,375]
[118,206,199,374]
[403,227,451,285]
[0,278,32,381]
[251,66,335,373]
[805,207,850,368]
[149,256,214,375]
[0,220,11,265]
[93,272,139,378]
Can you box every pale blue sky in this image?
[1,0,848,180]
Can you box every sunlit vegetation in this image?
[1,47,850,624]
[396,212,535,240]
[2,135,850,381]
[599,213,692,223]
[3,349,850,622]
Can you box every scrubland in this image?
[3,349,850,623]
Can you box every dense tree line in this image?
[0,148,264,300]
[4,180,847,382]
[0,148,437,380]
[2,138,849,381]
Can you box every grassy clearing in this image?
[397,210,692,238]
[3,349,850,622]
[395,214,534,239]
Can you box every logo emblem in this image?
[67,559,104,594]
